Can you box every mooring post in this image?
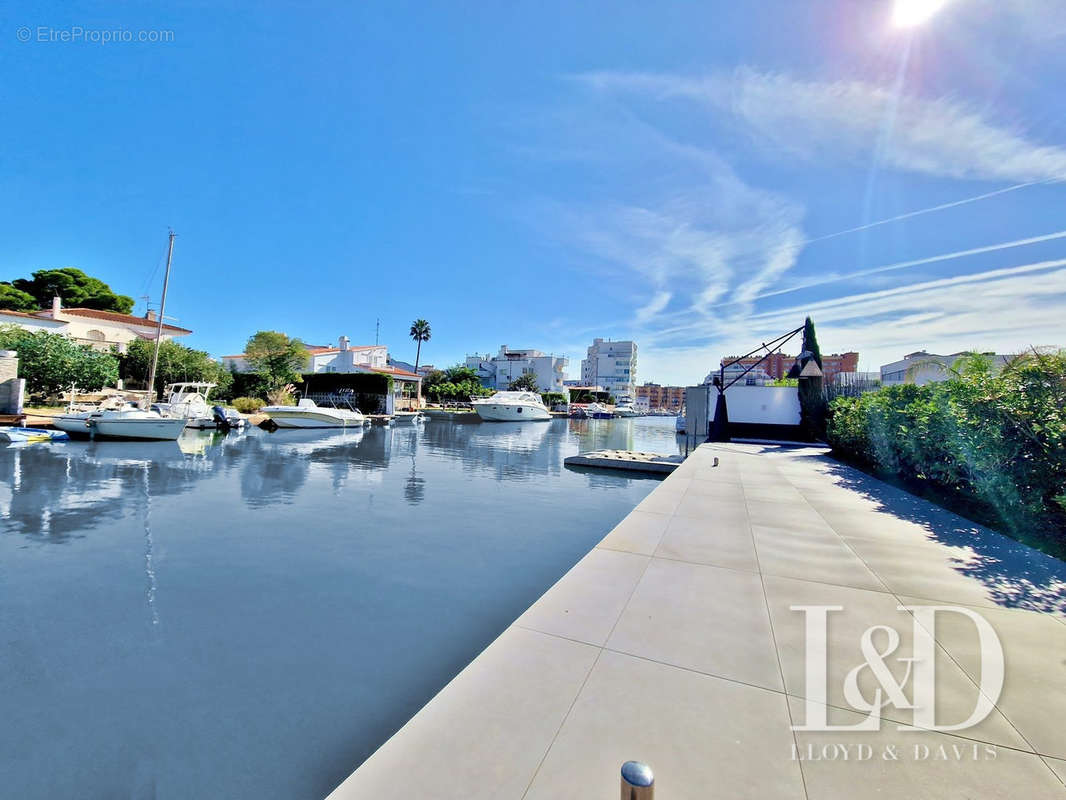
[620,760,654,800]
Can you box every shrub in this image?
[232,396,264,413]
[266,383,296,406]
[0,325,118,399]
[827,350,1066,550]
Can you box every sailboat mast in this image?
[145,230,175,407]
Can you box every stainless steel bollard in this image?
[620,760,654,800]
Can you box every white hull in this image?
[90,417,188,440]
[473,404,551,421]
[264,409,366,428]
[262,399,367,429]
[52,414,92,436]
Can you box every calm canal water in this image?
[0,417,680,799]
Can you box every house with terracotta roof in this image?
[2,296,192,352]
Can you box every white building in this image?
[224,335,422,406]
[580,338,637,399]
[704,363,773,386]
[879,351,1015,386]
[465,345,568,392]
[1,296,191,352]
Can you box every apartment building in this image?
[635,382,685,412]
[719,351,859,383]
[880,351,1014,386]
[581,338,637,399]
[465,345,568,392]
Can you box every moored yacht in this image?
[262,398,368,428]
[471,391,551,421]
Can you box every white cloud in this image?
[575,68,1066,183]
[637,258,1066,384]
[635,290,671,322]
[520,66,1066,385]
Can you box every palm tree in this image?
[409,319,431,407]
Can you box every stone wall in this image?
[0,350,25,414]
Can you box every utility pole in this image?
[145,230,175,408]
[375,318,380,346]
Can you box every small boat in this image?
[471,391,551,422]
[88,407,189,440]
[614,403,639,417]
[390,411,424,425]
[154,382,221,429]
[52,398,128,437]
[586,402,614,419]
[262,398,368,428]
[0,427,70,444]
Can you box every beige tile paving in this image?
[327,443,1066,799]
[752,524,887,592]
[524,650,805,800]
[596,509,672,556]
[765,576,1030,750]
[899,597,1066,760]
[326,627,598,800]
[789,697,1066,800]
[1045,756,1066,786]
[517,548,649,646]
[654,513,758,571]
[608,558,782,690]
[844,536,1063,612]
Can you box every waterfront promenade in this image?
[328,443,1066,799]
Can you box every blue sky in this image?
[2,0,1064,384]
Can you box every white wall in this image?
[722,385,800,425]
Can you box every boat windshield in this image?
[487,391,543,404]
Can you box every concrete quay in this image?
[327,443,1066,799]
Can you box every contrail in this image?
[805,177,1065,247]
[749,229,1066,302]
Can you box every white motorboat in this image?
[89,407,188,440]
[51,399,135,437]
[471,391,551,422]
[614,403,639,417]
[586,402,614,419]
[154,382,220,429]
[262,398,367,428]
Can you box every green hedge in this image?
[827,351,1066,553]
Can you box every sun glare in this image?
[892,0,949,28]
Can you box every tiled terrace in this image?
[328,443,1066,799]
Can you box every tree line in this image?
[1,268,134,313]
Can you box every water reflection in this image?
[0,419,680,541]
[0,418,673,800]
